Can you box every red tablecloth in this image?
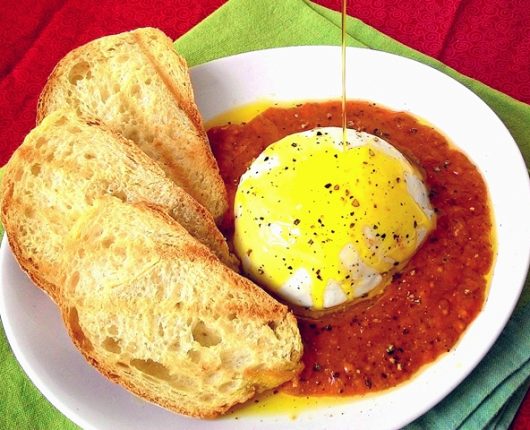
[0,0,529,427]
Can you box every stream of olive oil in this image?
[219,3,355,420]
[341,0,347,142]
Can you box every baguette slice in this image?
[37,27,227,221]
[58,196,303,418]
[0,110,237,302]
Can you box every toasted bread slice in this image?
[57,196,302,418]
[37,27,227,221]
[0,110,237,301]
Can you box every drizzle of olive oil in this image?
[224,390,353,420]
[204,99,274,129]
[341,0,348,143]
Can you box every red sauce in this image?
[208,101,494,396]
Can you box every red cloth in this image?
[0,0,529,426]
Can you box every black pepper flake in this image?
[294,218,300,225]
[291,142,298,147]
[316,131,323,136]
[324,183,332,189]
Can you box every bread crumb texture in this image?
[60,198,302,417]
[0,110,237,303]
[37,27,228,220]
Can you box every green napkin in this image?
[1,0,529,428]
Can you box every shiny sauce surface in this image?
[208,101,494,396]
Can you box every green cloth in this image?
[1,0,529,428]
[0,326,78,430]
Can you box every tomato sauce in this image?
[208,101,494,396]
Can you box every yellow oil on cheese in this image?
[234,127,435,310]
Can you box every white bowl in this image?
[1,46,529,430]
